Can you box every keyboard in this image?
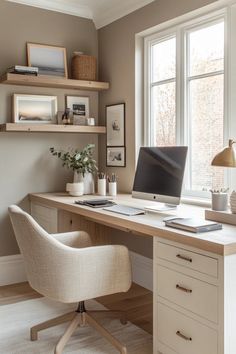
[103,204,145,216]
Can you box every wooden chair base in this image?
[30,308,128,354]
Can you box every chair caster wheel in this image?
[120,318,128,325]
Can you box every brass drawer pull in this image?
[176,254,192,263]
[176,284,192,293]
[176,330,192,341]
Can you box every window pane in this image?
[152,82,176,146]
[152,37,176,83]
[189,22,224,76]
[190,75,224,191]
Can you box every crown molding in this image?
[6,0,155,29]
[94,0,155,29]
[6,0,93,20]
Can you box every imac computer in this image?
[132,146,188,211]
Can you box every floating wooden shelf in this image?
[0,73,109,91]
[0,123,106,134]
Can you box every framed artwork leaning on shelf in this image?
[13,94,58,124]
[66,95,90,125]
[27,43,68,78]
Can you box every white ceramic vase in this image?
[74,172,94,195]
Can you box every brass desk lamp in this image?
[211,139,236,213]
[211,139,236,167]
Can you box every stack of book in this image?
[7,65,38,76]
[164,217,222,233]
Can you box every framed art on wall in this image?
[106,103,125,146]
[106,147,126,167]
[13,94,57,124]
[27,43,68,78]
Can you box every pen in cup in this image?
[108,173,117,196]
[97,172,106,195]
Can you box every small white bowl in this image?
[66,182,84,196]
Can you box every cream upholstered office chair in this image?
[9,205,132,354]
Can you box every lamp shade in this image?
[211,139,236,167]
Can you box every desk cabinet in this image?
[154,238,236,354]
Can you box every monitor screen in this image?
[132,146,188,205]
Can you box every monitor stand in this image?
[144,203,177,212]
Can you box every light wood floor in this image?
[0,282,153,335]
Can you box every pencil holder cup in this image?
[97,179,106,196]
[109,182,117,197]
[211,192,228,211]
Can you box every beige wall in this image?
[0,0,220,258]
[0,0,98,256]
[98,0,217,257]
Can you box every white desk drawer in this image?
[157,242,218,278]
[157,265,218,323]
[156,341,178,354]
[157,342,178,354]
[157,302,218,354]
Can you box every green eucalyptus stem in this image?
[49,144,98,177]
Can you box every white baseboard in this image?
[130,251,153,291]
[0,254,26,286]
[0,251,153,291]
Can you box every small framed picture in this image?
[106,103,125,146]
[66,96,90,125]
[106,147,126,167]
[27,43,68,78]
[13,94,57,124]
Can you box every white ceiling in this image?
[6,0,155,28]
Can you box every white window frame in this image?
[144,9,228,199]
[144,29,177,146]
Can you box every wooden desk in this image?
[30,193,236,354]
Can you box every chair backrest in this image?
[8,205,65,299]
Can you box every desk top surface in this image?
[30,193,236,256]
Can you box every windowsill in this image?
[181,196,211,208]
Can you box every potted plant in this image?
[50,144,97,195]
